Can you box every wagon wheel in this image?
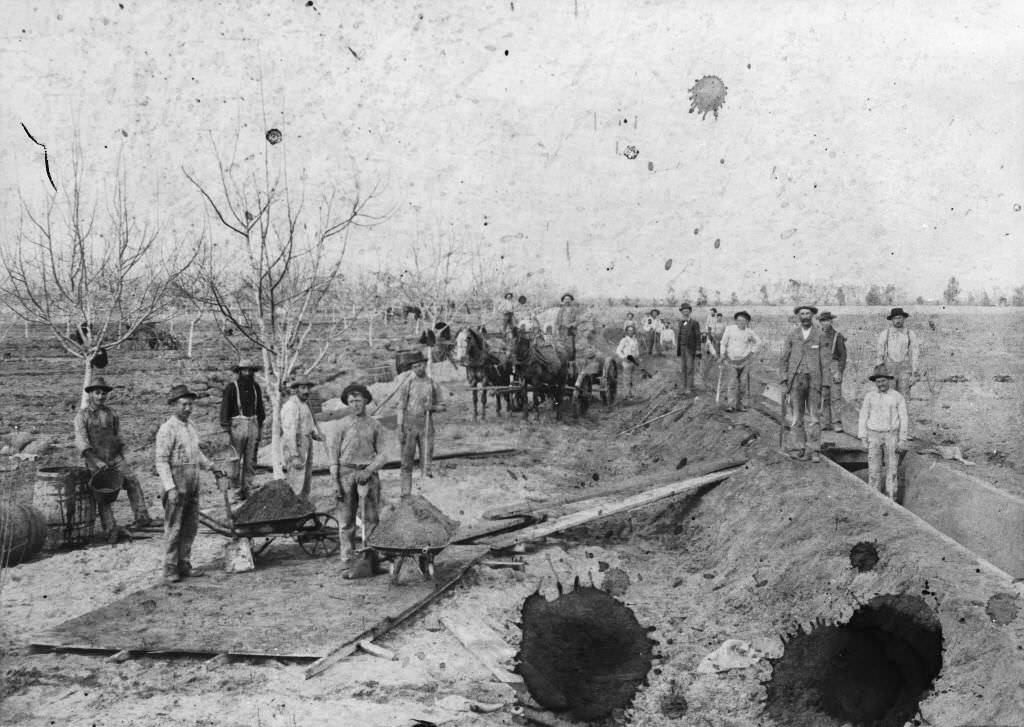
[296,513,341,557]
[572,374,592,418]
[605,376,618,407]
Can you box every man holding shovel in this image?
[281,377,324,499]
[331,383,388,578]
[397,352,445,493]
[779,305,829,462]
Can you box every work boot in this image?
[129,515,155,529]
[179,562,206,578]
[164,568,181,584]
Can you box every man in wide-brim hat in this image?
[779,304,828,462]
[875,307,920,404]
[858,365,909,501]
[555,292,579,343]
[331,382,387,576]
[816,311,848,433]
[675,303,701,394]
[718,311,762,411]
[74,376,155,541]
[219,358,266,502]
[397,353,446,493]
[498,291,517,336]
[281,375,324,499]
[155,384,222,583]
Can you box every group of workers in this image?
[73,349,445,583]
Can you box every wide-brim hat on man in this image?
[84,376,113,393]
[793,305,819,315]
[167,384,199,404]
[678,302,692,312]
[288,376,315,389]
[818,311,836,321]
[869,364,896,381]
[886,307,910,320]
[504,292,514,299]
[734,311,751,321]
[341,383,373,405]
[561,293,574,303]
[650,309,661,316]
[233,357,263,372]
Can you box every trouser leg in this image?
[400,427,419,496]
[229,420,252,495]
[820,385,833,430]
[806,383,821,452]
[337,472,357,560]
[163,491,184,573]
[789,374,809,450]
[98,500,116,536]
[362,474,381,537]
[737,366,750,407]
[867,433,884,493]
[680,352,694,392]
[725,367,739,407]
[883,432,899,500]
[178,493,199,569]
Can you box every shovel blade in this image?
[223,538,255,573]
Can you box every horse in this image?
[510,328,570,421]
[453,327,514,419]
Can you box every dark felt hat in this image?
[678,302,692,312]
[560,293,575,303]
[504,292,514,299]
[233,357,263,372]
[288,376,315,389]
[84,376,113,393]
[650,309,661,316]
[886,307,910,320]
[793,304,819,315]
[341,383,373,405]
[869,364,895,381]
[817,311,836,321]
[734,311,751,321]
[166,384,199,405]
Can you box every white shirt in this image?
[719,325,762,361]
[154,416,212,492]
[616,335,641,360]
[858,389,909,441]
[281,395,318,459]
[875,327,920,370]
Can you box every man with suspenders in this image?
[874,307,920,407]
[219,358,266,502]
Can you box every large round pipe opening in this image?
[765,594,943,727]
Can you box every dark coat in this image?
[220,378,266,429]
[779,325,830,386]
[676,318,702,356]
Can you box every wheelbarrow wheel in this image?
[297,513,341,557]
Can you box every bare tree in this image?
[0,142,199,407]
[183,134,386,477]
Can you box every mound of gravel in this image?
[368,494,459,551]
[233,480,315,525]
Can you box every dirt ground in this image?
[2,310,1023,726]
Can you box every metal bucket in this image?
[89,468,123,507]
[32,466,95,549]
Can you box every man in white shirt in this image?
[718,311,762,412]
[858,365,909,501]
[281,377,325,499]
[155,384,222,584]
[874,307,920,405]
[616,325,642,398]
[497,292,516,336]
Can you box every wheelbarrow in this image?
[366,494,459,585]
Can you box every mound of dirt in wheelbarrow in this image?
[233,480,315,525]
[368,494,459,551]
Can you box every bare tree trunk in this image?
[79,356,92,410]
[368,316,374,348]
[187,315,201,359]
[263,348,285,479]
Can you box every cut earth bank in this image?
[2,353,1024,727]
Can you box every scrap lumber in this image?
[485,466,745,551]
[203,653,231,671]
[450,515,538,544]
[106,649,132,663]
[304,545,489,679]
[482,458,748,521]
[441,611,523,685]
[357,640,397,661]
[257,447,518,475]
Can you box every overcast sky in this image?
[2,0,1022,301]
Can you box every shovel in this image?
[219,470,254,573]
[347,479,378,579]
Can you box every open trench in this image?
[540,367,1024,727]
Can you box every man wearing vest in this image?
[281,376,325,499]
[219,358,266,502]
[675,303,702,396]
[779,305,829,462]
[817,311,848,433]
[874,307,920,406]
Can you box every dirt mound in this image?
[233,480,315,525]
[368,494,459,551]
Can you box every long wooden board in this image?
[441,609,523,685]
[481,458,748,521]
[31,544,488,661]
[484,467,745,550]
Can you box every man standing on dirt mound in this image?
[718,311,761,412]
[675,303,702,396]
[281,377,325,499]
[74,376,155,541]
[779,305,830,462]
[497,292,517,336]
[219,358,266,503]
[857,365,909,501]
[555,293,579,347]
[331,384,387,576]
[874,307,920,406]
[397,352,446,493]
[816,311,848,432]
[156,384,222,584]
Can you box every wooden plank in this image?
[203,653,231,671]
[357,640,397,661]
[105,649,132,663]
[485,467,745,550]
[256,447,519,475]
[303,544,489,678]
[441,610,523,685]
[450,515,538,544]
[31,545,488,662]
[482,458,748,521]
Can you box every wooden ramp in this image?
[30,544,488,660]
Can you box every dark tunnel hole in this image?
[765,594,943,727]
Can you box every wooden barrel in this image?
[32,466,95,549]
[0,503,48,566]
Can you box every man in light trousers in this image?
[858,365,909,501]
[281,377,325,499]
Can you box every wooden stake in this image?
[357,640,397,661]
